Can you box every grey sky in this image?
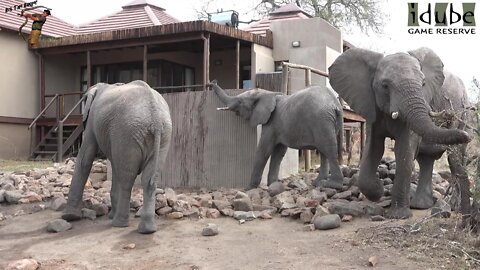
[40,0,479,99]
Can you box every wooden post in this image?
[203,33,210,91]
[39,54,45,110]
[143,45,148,82]
[57,121,63,163]
[281,64,288,94]
[86,50,91,87]
[235,40,240,89]
[304,69,312,171]
[360,122,366,158]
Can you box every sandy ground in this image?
[0,204,440,270]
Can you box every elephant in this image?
[328,47,470,219]
[62,80,172,234]
[411,71,470,211]
[210,81,344,189]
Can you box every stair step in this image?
[33,150,57,154]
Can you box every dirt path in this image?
[0,206,438,270]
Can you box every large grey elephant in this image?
[211,81,344,189]
[62,80,172,234]
[328,47,470,219]
[412,71,470,210]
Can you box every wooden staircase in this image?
[29,92,86,162]
[30,124,83,161]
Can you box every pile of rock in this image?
[0,157,453,231]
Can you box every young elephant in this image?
[211,81,344,189]
[62,81,172,234]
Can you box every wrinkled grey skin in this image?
[62,80,172,234]
[328,47,470,219]
[211,81,344,189]
[413,71,470,209]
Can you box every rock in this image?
[332,190,352,200]
[377,165,389,179]
[212,200,231,210]
[233,211,256,221]
[341,215,353,222]
[135,207,143,217]
[206,208,221,219]
[303,224,315,231]
[304,199,319,208]
[246,189,262,204]
[259,210,273,219]
[377,200,391,208]
[360,201,385,216]
[166,212,184,219]
[155,194,168,210]
[383,178,393,186]
[268,181,285,196]
[371,215,386,222]
[0,190,5,203]
[308,189,327,204]
[272,191,294,209]
[434,185,447,195]
[92,203,109,217]
[82,208,97,220]
[324,201,365,217]
[47,219,72,233]
[300,209,314,224]
[387,169,396,180]
[4,191,22,204]
[172,200,191,213]
[202,223,219,236]
[220,208,235,217]
[341,166,351,177]
[252,204,276,212]
[288,179,308,190]
[322,188,337,198]
[156,206,172,215]
[233,197,253,212]
[437,170,451,180]
[49,197,67,211]
[295,196,307,208]
[368,256,379,267]
[234,191,249,199]
[5,259,40,270]
[343,177,354,187]
[130,198,143,209]
[313,214,341,230]
[165,188,177,205]
[431,199,451,218]
[122,243,136,250]
[183,208,200,219]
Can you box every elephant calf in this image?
[211,81,344,189]
[62,81,172,234]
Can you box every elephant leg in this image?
[316,147,343,190]
[411,154,435,209]
[111,149,142,228]
[358,124,385,202]
[108,170,119,219]
[317,153,329,181]
[62,129,98,221]
[267,144,288,186]
[386,130,419,219]
[248,135,275,189]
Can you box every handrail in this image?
[61,95,85,122]
[45,92,83,98]
[28,94,59,129]
[282,62,329,78]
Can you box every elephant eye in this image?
[422,80,426,87]
[382,82,389,89]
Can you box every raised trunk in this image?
[212,83,234,105]
[398,90,470,145]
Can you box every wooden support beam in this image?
[203,33,210,91]
[360,122,366,159]
[281,65,288,94]
[86,50,91,87]
[235,40,240,89]
[305,69,312,86]
[143,45,148,82]
[39,54,45,110]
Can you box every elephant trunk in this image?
[211,83,234,105]
[398,86,470,145]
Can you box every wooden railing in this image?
[56,95,86,162]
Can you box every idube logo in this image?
[407,2,476,35]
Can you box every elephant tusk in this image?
[391,111,399,119]
[216,107,230,111]
[429,110,446,117]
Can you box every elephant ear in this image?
[328,48,383,122]
[82,84,103,123]
[408,47,445,102]
[249,90,278,127]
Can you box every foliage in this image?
[196,0,387,35]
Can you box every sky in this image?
[38,0,480,100]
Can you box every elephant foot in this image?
[108,210,116,219]
[316,179,343,190]
[246,184,259,191]
[111,217,130,227]
[385,206,412,219]
[410,194,434,209]
[138,218,157,234]
[62,206,82,221]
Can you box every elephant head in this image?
[328,47,470,145]
[211,81,283,127]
